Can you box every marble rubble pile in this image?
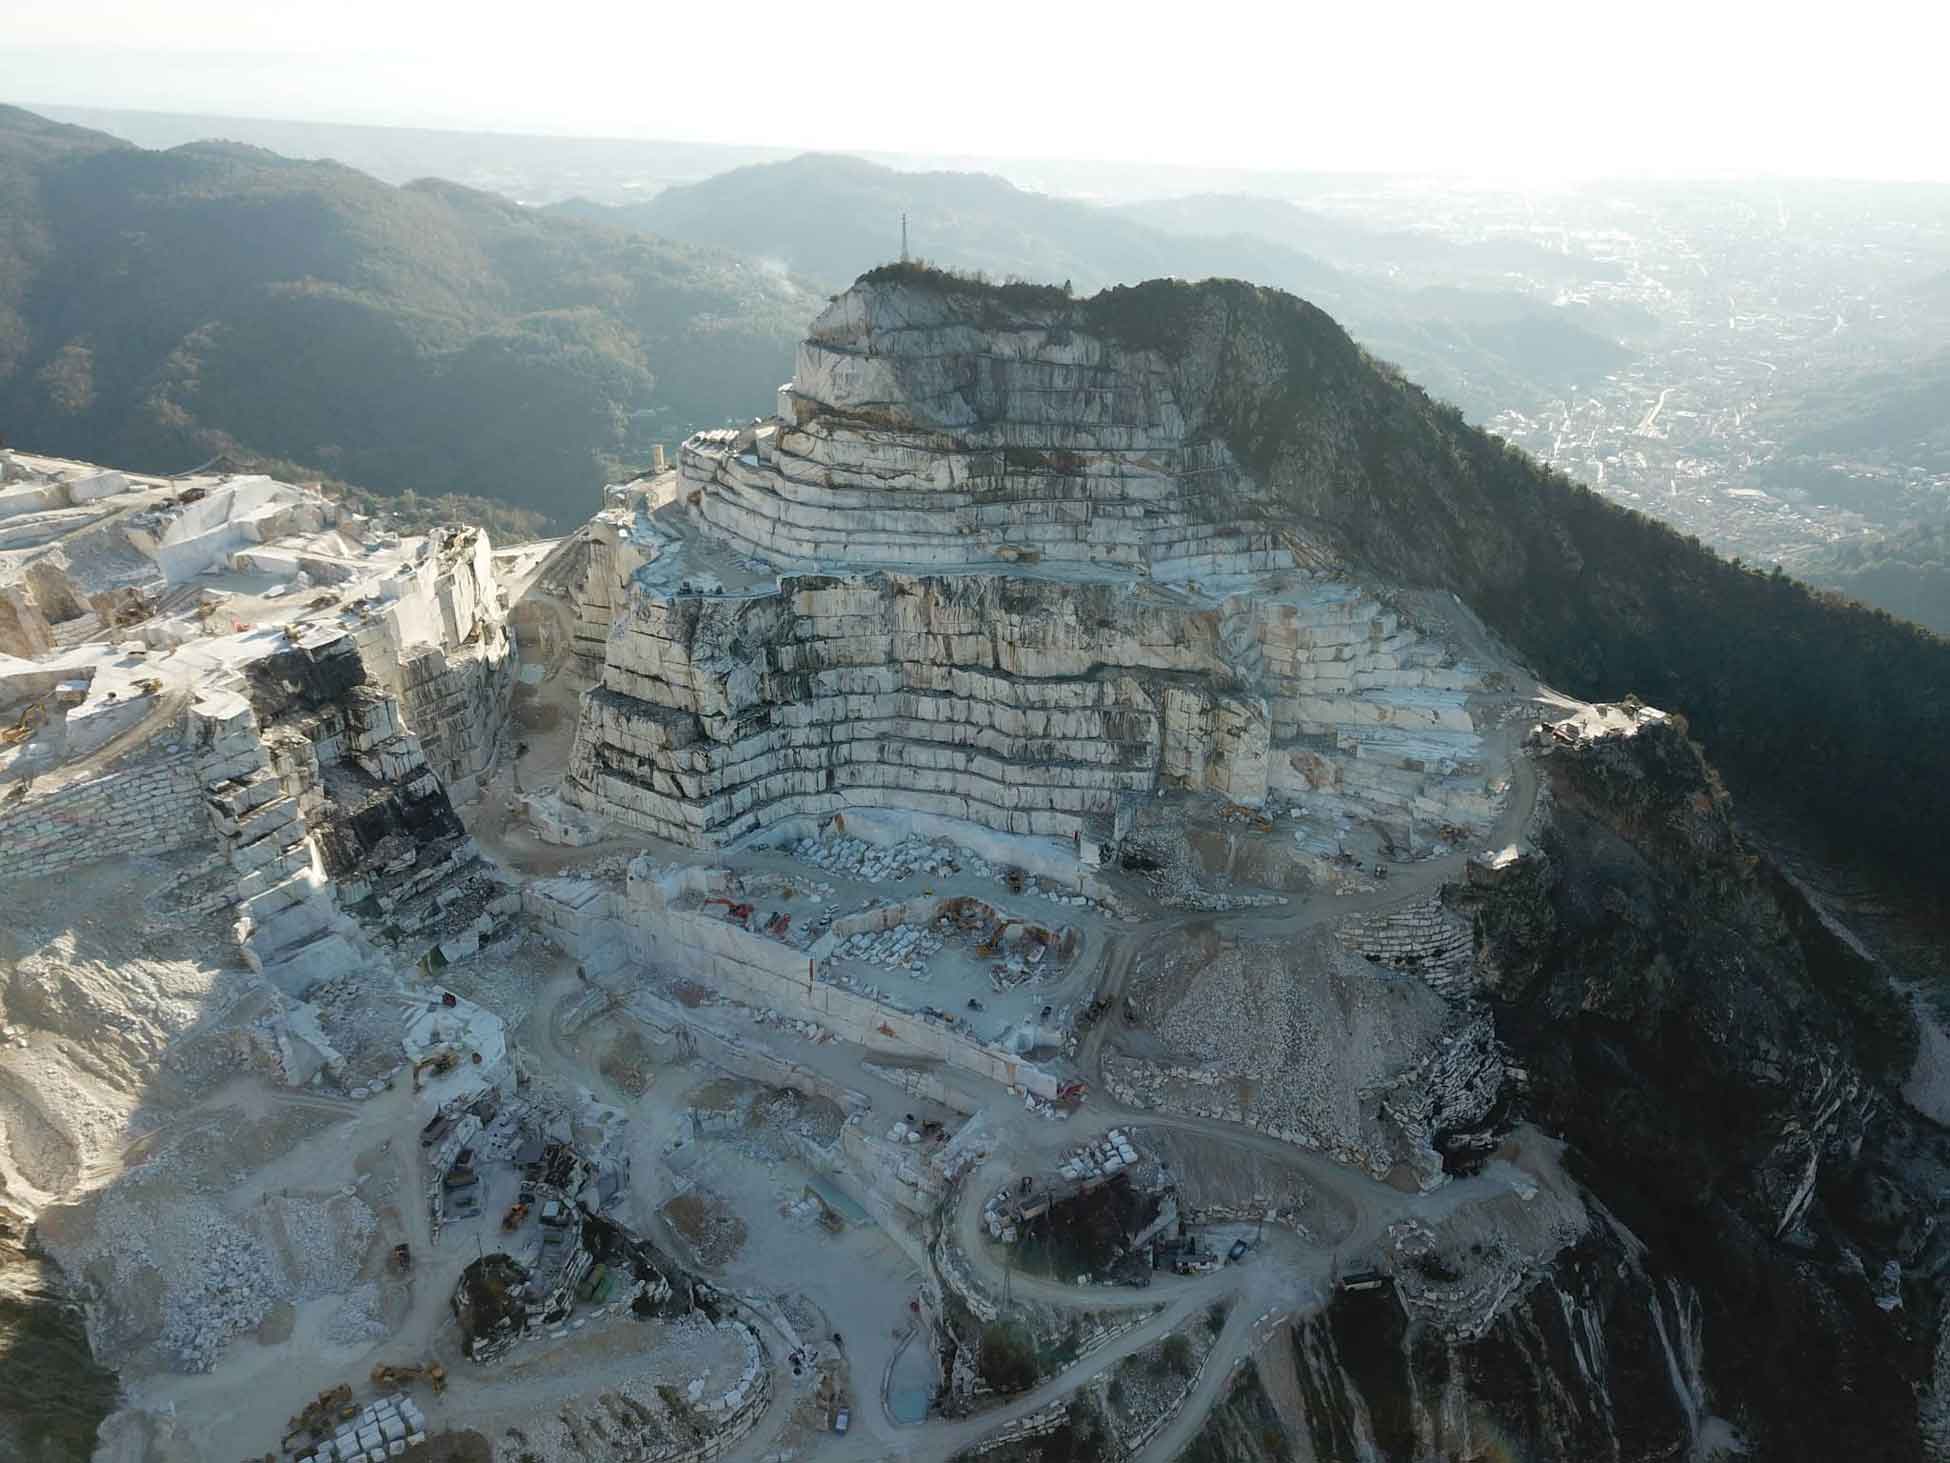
[831,922,946,975]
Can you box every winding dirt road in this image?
[513,720,1549,1460]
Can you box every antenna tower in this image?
[900,212,909,264]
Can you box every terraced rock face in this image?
[563,278,1512,851]
[684,281,1281,578]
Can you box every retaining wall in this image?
[0,750,209,882]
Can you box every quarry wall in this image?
[565,568,1497,850]
[0,746,209,882]
[552,280,1515,857]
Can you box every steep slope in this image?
[1019,268,1948,885]
[0,105,807,525]
[1450,714,1946,1460]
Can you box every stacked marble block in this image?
[299,1391,427,1460]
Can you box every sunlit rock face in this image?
[564,277,1506,851]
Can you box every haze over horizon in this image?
[8,0,1949,184]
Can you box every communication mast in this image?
[900,212,909,264]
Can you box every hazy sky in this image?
[7,0,1947,181]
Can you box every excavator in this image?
[412,1050,458,1091]
[1,699,46,748]
[1220,801,1274,833]
[283,1384,356,1450]
[703,896,754,925]
[370,1360,447,1395]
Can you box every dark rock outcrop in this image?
[1452,717,1948,1460]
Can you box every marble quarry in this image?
[0,451,516,995]
[561,279,1504,853]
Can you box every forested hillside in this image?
[1796,516,1950,635]
[0,105,804,525]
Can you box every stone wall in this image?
[0,744,208,882]
[1335,896,1477,998]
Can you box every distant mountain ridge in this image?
[557,153,1639,419]
[0,103,1641,528]
[0,103,807,524]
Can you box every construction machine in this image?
[1220,802,1274,832]
[1,700,46,748]
[370,1360,447,1394]
[412,1050,458,1090]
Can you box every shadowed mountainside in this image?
[0,105,806,526]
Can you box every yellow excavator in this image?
[1,699,47,748]
[371,1360,447,1394]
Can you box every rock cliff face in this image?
[1285,1217,1704,1463]
[563,276,1505,852]
[1448,715,1947,1460]
[682,280,1283,577]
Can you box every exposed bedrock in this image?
[1454,714,1950,1461]
[1288,1214,1700,1463]
[553,277,1521,856]
[564,570,1496,849]
[683,281,1282,578]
